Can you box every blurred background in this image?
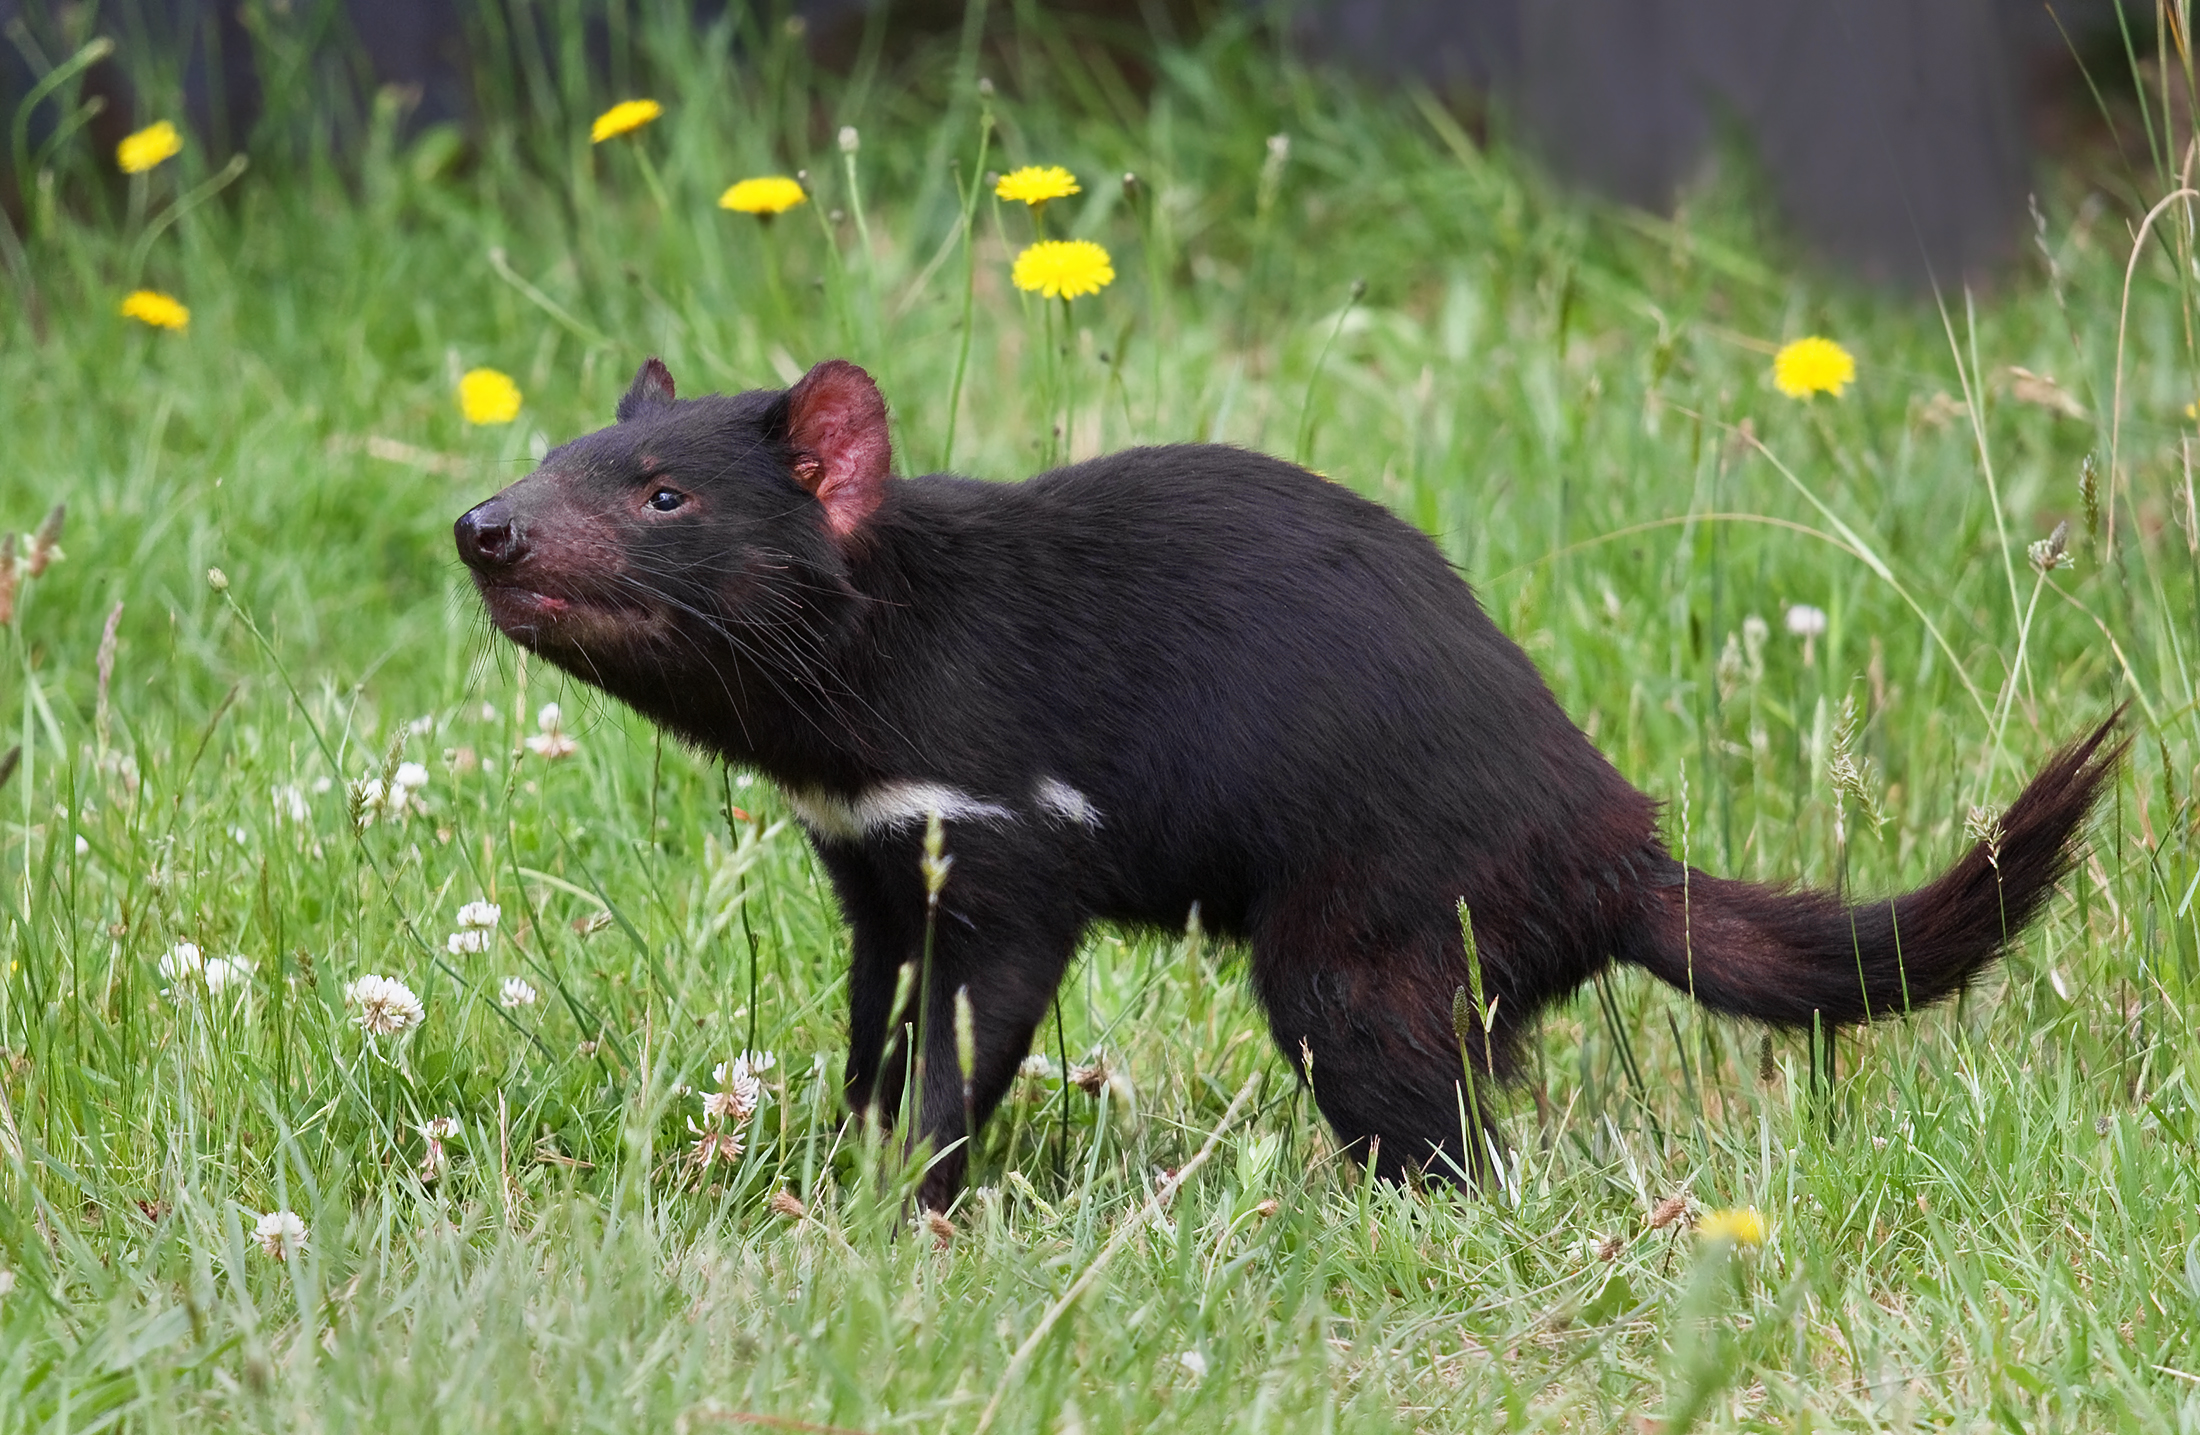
[0,0,2162,288]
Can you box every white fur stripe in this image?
[784,781,1018,841]
[1033,777,1101,828]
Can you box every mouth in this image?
[475,578,609,640]
[471,576,668,652]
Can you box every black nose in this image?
[455,498,527,570]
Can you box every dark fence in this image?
[0,0,2153,285]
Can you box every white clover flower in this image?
[480,702,499,723]
[705,1051,775,1124]
[159,942,203,985]
[253,1209,307,1261]
[457,901,500,930]
[2029,521,2074,573]
[1177,1350,1208,1380]
[526,701,578,760]
[1019,1054,1058,1079]
[203,955,255,993]
[446,929,490,956]
[406,715,434,737]
[272,784,309,823]
[394,761,430,792]
[1784,603,1828,638]
[421,1115,461,1140]
[705,1073,763,1124]
[499,976,538,1009]
[344,974,424,1036]
[524,730,578,759]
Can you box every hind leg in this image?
[1251,942,1508,1185]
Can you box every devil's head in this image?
[454,357,893,751]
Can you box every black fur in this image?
[454,359,2124,1211]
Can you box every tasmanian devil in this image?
[454,356,2122,1211]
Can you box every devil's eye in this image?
[647,487,686,512]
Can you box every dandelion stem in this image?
[10,37,112,212]
[487,246,614,349]
[631,144,674,221]
[126,154,248,288]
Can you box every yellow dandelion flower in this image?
[1772,336,1856,399]
[719,176,807,216]
[1695,1206,1766,1246]
[459,368,523,426]
[116,121,183,174]
[1011,239,1115,300]
[119,290,189,331]
[995,165,1081,206]
[590,99,663,144]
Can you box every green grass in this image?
[4,5,2200,1429]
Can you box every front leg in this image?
[815,835,1083,1212]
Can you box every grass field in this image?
[4,5,2200,1429]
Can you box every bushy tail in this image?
[1623,715,2125,1028]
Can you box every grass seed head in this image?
[27,504,63,577]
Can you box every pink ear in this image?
[785,360,892,536]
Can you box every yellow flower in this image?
[119,290,189,330]
[590,99,662,144]
[995,165,1080,206]
[1695,1206,1766,1246]
[1772,336,1856,399]
[719,176,807,216]
[1011,239,1115,300]
[116,121,183,174]
[459,368,523,426]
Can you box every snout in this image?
[455,497,529,571]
